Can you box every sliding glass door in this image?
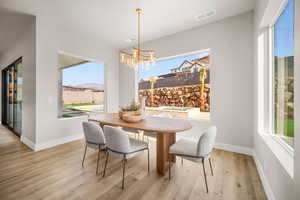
[2,58,22,136]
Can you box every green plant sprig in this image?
[119,100,141,112]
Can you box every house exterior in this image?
[170,56,209,73]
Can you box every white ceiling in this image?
[0,0,255,49]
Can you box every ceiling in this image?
[0,0,255,49]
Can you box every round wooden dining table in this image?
[89,113,192,175]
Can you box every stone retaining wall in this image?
[139,84,210,112]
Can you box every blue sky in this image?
[63,62,104,86]
[274,0,294,57]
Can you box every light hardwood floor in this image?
[0,126,267,200]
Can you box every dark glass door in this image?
[2,58,22,136]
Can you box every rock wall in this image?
[139,84,210,112]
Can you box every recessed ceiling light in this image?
[125,38,136,43]
[195,9,216,21]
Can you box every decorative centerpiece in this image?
[119,101,144,123]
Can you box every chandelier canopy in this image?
[120,8,156,68]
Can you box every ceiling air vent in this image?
[195,9,216,21]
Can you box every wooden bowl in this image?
[122,113,144,123]
[119,111,140,120]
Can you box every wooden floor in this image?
[0,126,267,200]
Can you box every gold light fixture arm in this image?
[120,8,156,68]
[137,8,141,63]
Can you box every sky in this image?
[274,0,294,57]
[63,62,104,86]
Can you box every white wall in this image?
[0,3,119,150]
[34,11,119,146]
[0,16,36,143]
[253,0,299,199]
[120,11,254,148]
[119,63,138,107]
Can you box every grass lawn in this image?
[275,119,294,137]
[62,114,73,118]
[285,119,294,137]
[63,103,97,107]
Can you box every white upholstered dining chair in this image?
[82,121,106,174]
[122,127,142,140]
[102,125,150,189]
[168,126,217,193]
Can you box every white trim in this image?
[270,134,294,156]
[57,50,104,65]
[215,142,253,156]
[269,26,274,134]
[20,135,35,150]
[253,151,276,200]
[214,142,276,200]
[57,50,107,113]
[257,132,294,178]
[58,115,88,120]
[35,133,84,151]
[269,0,289,26]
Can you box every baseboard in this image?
[215,143,275,199]
[20,135,35,151]
[253,151,276,200]
[35,134,84,151]
[215,142,254,156]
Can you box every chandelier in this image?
[120,8,156,68]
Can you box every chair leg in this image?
[169,154,171,180]
[209,158,214,176]
[102,152,109,177]
[202,159,209,193]
[181,157,183,166]
[147,148,150,172]
[122,157,127,189]
[82,144,87,168]
[96,147,101,174]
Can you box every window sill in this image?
[58,115,88,120]
[257,131,294,178]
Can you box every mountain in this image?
[73,83,104,90]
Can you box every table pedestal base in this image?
[156,133,176,175]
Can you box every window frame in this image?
[268,0,294,154]
[57,51,106,118]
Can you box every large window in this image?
[138,51,210,120]
[272,0,294,148]
[58,53,105,118]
